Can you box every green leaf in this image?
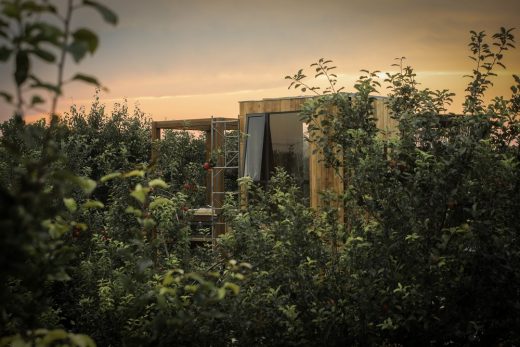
[82,199,104,209]
[29,22,63,45]
[42,219,70,238]
[67,40,89,62]
[29,75,61,94]
[31,81,61,94]
[0,45,11,62]
[237,263,251,271]
[69,334,96,347]
[131,190,146,204]
[0,91,13,103]
[217,287,226,300]
[75,176,97,194]
[142,218,156,230]
[63,198,77,212]
[186,273,204,283]
[405,233,420,242]
[15,50,29,85]
[162,271,175,286]
[41,329,68,344]
[31,48,55,62]
[224,282,240,295]
[100,172,121,182]
[159,287,176,296]
[72,28,99,54]
[131,184,149,204]
[148,178,168,188]
[30,94,45,106]
[83,0,118,25]
[149,197,171,210]
[2,3,20,19]
[21,1,56,13]
[184,284,199,293]
[124,170,145,178]
[125,206,142,217]
[71,73,101,87]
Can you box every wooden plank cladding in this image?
[373,98,398,138]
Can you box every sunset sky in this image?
[1,0,519,122]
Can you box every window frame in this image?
[243,112,309,191]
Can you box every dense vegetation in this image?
[1,1,519,345]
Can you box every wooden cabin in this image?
[151,95,395,242]
[238,95,396,209]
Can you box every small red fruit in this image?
[181,206,189,212]
[183,183,191,190]
[203,162,211,170]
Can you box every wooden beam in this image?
[153,118,238,131]
[151,122,161,162]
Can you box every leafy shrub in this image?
[282,29,520,345]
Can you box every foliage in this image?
[218,170,348,346]
[464,27,516,114]
[0,114,99,334]
[0,111,240,346]
[283,28,520,345]
[0,0,117,116]
[153,128,207,207]
[0,329,95,347]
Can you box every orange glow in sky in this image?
[1,0,519,123]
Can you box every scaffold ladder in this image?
[209,116,240,241]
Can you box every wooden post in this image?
[151,122,161,162]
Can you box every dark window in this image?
[244,112,309,197]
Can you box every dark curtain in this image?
[261,115,273,183]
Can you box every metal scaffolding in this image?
[209,116,240,241]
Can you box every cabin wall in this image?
[238,96,395,210]
[307,123,344,210]
[373,98,398,138]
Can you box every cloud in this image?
[2,0,519,123]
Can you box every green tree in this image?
[0,0,117,117]
[284,28,520,344]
